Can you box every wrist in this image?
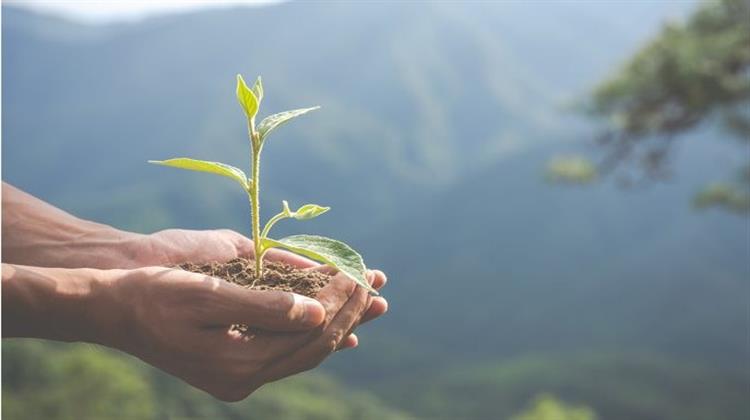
[1,264,128,346]
[2,221,147,269]
[69,224,147,269]
[80,267,134,349]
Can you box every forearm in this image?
[2,183,145,268]
[1,263,124,345]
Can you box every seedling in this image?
[150,75,376,294]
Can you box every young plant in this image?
[149,75,376,294]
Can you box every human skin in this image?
[1,183,388,400]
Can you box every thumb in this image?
[211,285,326,331]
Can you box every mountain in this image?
[340,133,748,370]
[2,2,696,236]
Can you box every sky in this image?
[4,0,283,24]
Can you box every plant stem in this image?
[261,212,286,239]
[250,131,263,282]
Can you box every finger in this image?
[234,239,319,269]
[331,271,383,332]
[219,268,365,363]
[359,297,388,325]
[314,270,360,324]
[369,269,387,290]
[256,275,373,383]
[263,248,319,269]
[305,282,371,360]
[337,333,358,351]
[245,269,358,347]
[323,273,385,352]
[216,229,255,258]
[334,297,386,351]
[207,283,326,331]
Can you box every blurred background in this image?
[2,0,748,419]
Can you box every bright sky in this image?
[4,0,283,24]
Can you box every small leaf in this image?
[252,76,264,104]
[291,203,330,220]
[257,107,320,142]
[262,235,376,295]
[148,158,250,190]
[236,74,259,120]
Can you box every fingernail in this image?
[378,270,388,286]
[367,269,387,287]
[374,297,388,314]
[374,270,387,286]
[347,335,359,349]
[338,334,359,351]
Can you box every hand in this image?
[134,228,388,350]
[254,250,389,351]
[131,228,255,267]
[104,264,386,401]
[1,182,257,269]
[2,183,389,399]
[134,228,332,267]
[3,253,387,401]
[253,267,387,384]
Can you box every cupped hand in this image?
[132,228,254,267]
[135,228,389,344]
[103,263,387,401]
[251,267,386,384]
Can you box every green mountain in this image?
[328,137,748,420]
[355,136,747,366]
[1,1,695,235]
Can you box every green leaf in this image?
[148,158,250,190]
[292,204,330,220]
[236,74,259,120]
[257,106,320,142]
[252,76,264,104]
[261,201,331,239]
[284,200,330,220]
[262,235,376,295]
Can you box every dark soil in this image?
[178,258,331,298]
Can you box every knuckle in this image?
[330,329,344,344]
[353,289,370,310]
[219,229,242,242]
[325,339,338,355]
[219,229,253,250]
[322,329,344,355]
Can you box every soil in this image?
[178,258,331,298]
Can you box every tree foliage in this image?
[589,0,750,177]
[545,155,598,184]
[2,340,410,420]
[2,341,155,420]
[693,182,750,212]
